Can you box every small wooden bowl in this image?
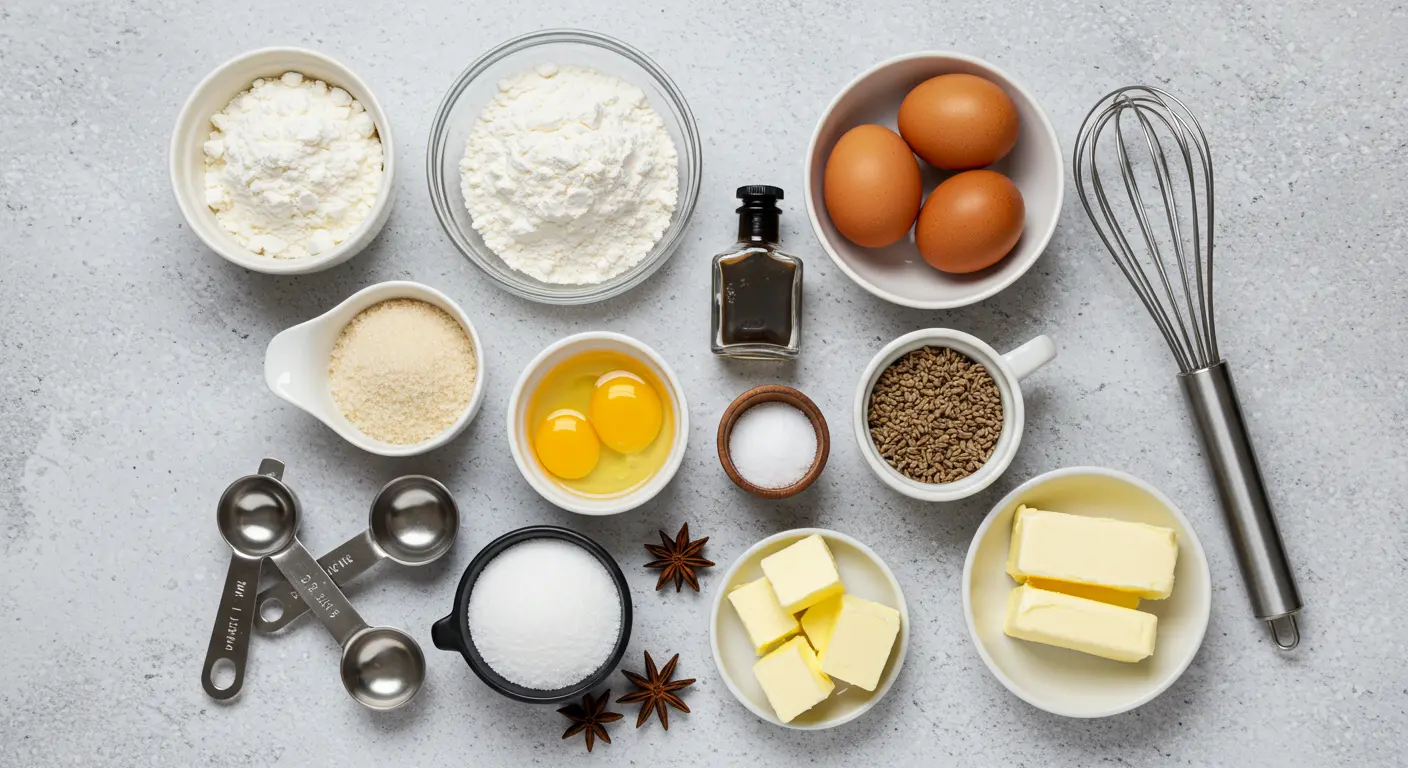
[717,385,830,499]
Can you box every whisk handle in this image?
[1179,362,1303,649]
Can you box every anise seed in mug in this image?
[866,346,1003,484]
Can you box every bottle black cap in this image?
[735,185,783,243]
[737,185,784,200]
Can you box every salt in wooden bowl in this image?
[717,385,830,499]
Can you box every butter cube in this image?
[727,578,800,655]
[752,636,835,723]
[1003,584,1157,663]
[1027,577,1141,610]
[760,534,844,614]
[799,594,843,653]
[1007,505,1178,599]
[802,595,900,691]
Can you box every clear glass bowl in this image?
[427,29,702,305]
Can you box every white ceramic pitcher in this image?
[264,281,486,457]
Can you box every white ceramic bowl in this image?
[854,329,1056,502]
[709,528,909,730]
[805,52,1063,309]
[963,467,1212,718]
[171,47,396,274]
[506,332,688,515]
[264,281,486,456]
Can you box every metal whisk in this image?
[1074,86,1303,650]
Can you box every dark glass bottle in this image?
[711,186,803,360]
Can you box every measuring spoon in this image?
[216,464,426,710]
[255,475,458,634]
[201,458,286,700]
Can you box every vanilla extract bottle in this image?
[711,185,803,360]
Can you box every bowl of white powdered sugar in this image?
[427,29,702,304]
[171,47,395,274]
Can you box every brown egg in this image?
[898,74,1020,170]
[823,124,923,248]
[915,170,1025,274]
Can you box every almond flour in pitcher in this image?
[328,299,477,444]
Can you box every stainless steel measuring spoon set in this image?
[200,459,460,710]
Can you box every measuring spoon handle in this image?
[269,540,369,647]
[255,530,383,633]
[201,552,263,700]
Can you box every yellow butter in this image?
[1027,577,1141,610]
[752,636,835,723]
[804,595,900,691]
[760,534,845,614]
[799,595,843,654]
[1006,505,1178,599]
[727,578,800,655]
[1003,584,1157,663]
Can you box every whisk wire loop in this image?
[1077,107,1191,371]
[1074,85,1221,373]
[1126,97,1211,367]
[1114,101,1204,369]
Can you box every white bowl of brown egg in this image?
[804,52,1063,309]
[264,281,486,456]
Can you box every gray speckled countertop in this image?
[2,1,1405,765]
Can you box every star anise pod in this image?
[644,523,714,592]
[617,651,695,730]
[557,689,623,753]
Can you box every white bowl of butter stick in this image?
[963,467,1212,718]
[709,528,909,730]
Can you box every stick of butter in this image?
[728,578,800,655]
[801,594,901,692]
[1003,584,1157,663]
[1027,577,1141,610]
[760,534,844,614]
[752,636,834,723]
[1006,505,1178,599]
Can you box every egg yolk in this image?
[589,371,663,455]
[535,409,600,480]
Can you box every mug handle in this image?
[1003,336,1057,381]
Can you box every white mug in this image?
[853,328,1057,502]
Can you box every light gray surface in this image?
[1,1,1405,765]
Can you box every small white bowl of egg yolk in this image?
[507,332,689,515]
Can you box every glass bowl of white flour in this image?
[428,29,702,304]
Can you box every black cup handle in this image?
[431,614,462,652]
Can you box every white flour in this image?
[204,72,383,259]
[459,64,679,285]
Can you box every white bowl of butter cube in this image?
[963,466,1212,718]
[709,529,909,730]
